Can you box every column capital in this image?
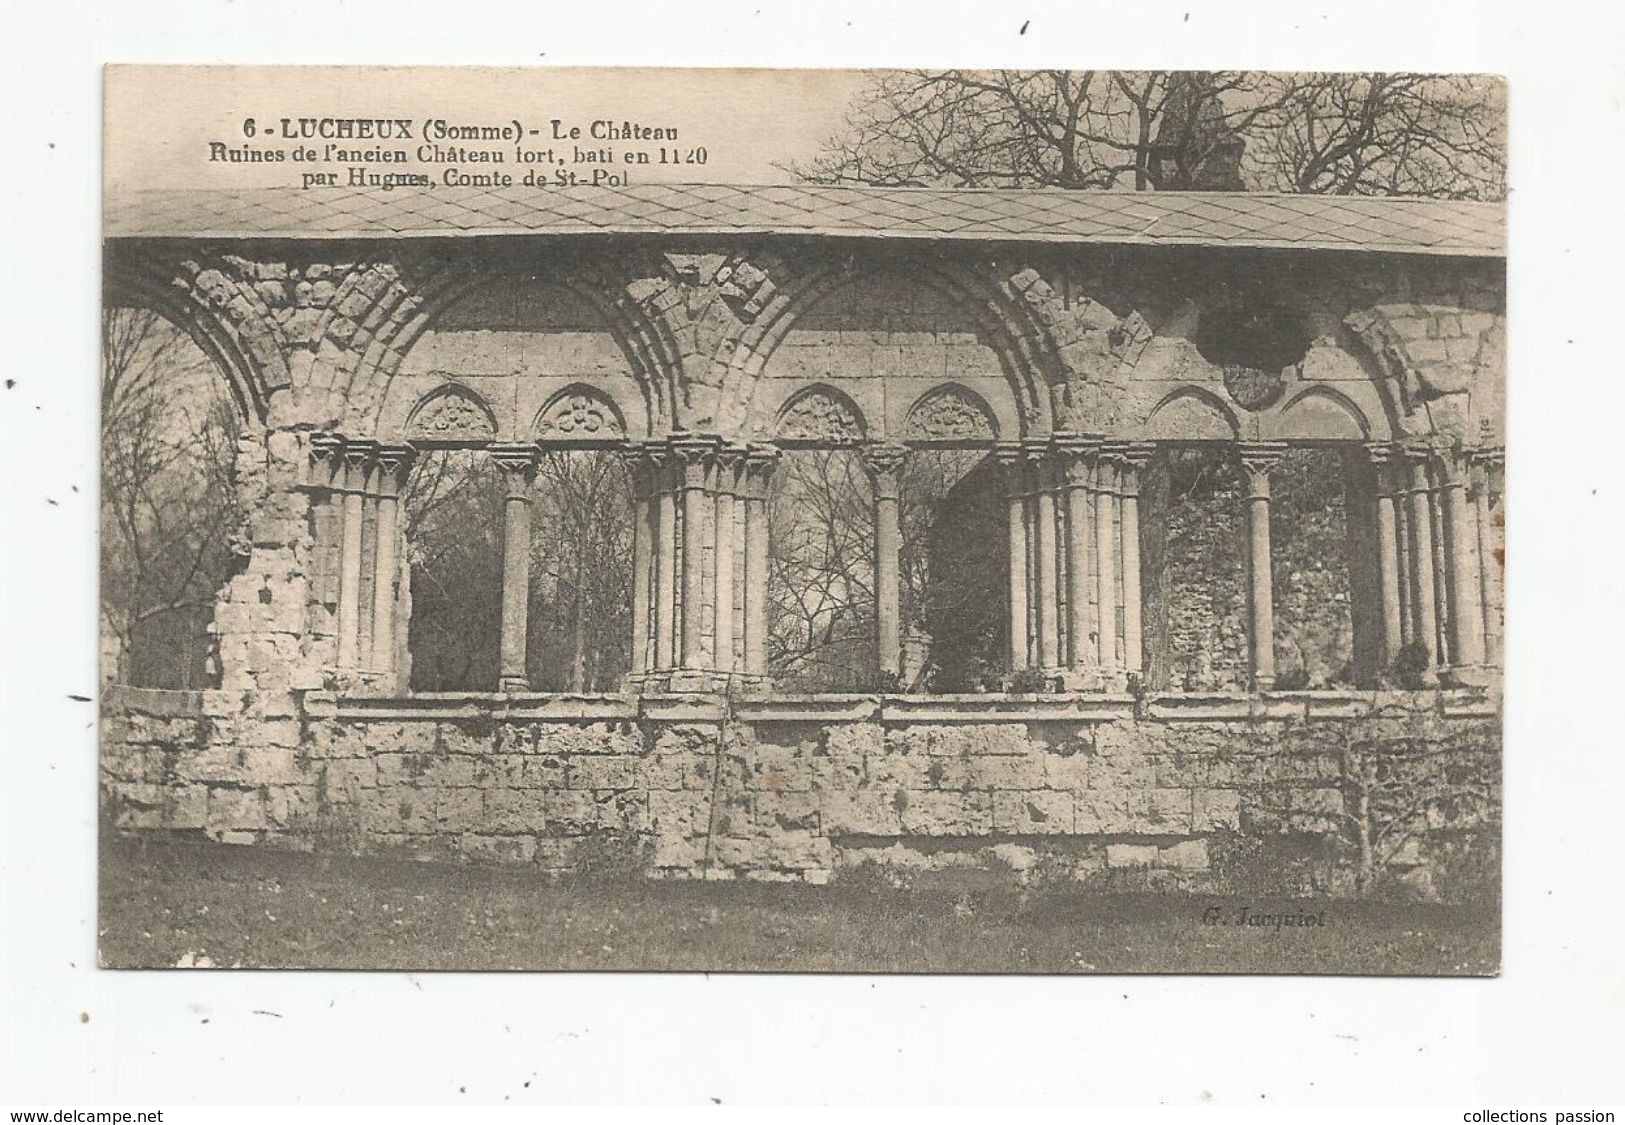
[308,431,346,489]
[668,432,722,460]
[310,431,346,462]
[1237,441,1287,499]
[1428,443,1476,486]
[1400,441,1438,466]
[490,442,539,496]
[615,441,658,497]
[1362,440,1401,467]
[669,433,720,488]
[1237,440,1288,471]
[1364,442,1409,495]
[340,439,380,489]
[341,437,380,468]
[1116,441,1156,468]
[740,444,781,501]
[615,438,649,468]
[1470,447,1505,498]
[1115,443,1154,497]
[1051,436,1100,487]
[374,443,417,495]
[710,445,747,496]
[745,442,782,466]
[994,443,1028,500]
[1014,441,1049,496]
[862,441,910,500]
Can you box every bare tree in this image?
[402,448,634,692]
[767,450,877,691]
[1246,72,1506,199]
[792,69,1505,200]
[404,449,506,691]
[100,307,242,688]
[529,450,634,691]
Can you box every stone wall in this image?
[101,686,1499,900]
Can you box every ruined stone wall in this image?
[1142,449,1251,691]
[102,687,1499,900]
[1270,447,1358,688]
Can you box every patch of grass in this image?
[97,835,1498,975]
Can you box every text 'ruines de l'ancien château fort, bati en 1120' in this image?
[207,116,709,190]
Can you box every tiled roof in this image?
[104,183,1504,257]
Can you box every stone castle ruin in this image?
[100,184,1503,896]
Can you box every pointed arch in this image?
[774,383,868,445]
[1145,386,1241,441]
[721,253,1063,441]
[903,383,1000,444]
[1275,385,1372,441]
[327,253,678,439]
[535,383,629,443]
[405,382,498,445]
[103,250,286,429]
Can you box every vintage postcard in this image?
[99,65,1504,972]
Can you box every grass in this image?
[98,835,1499,975]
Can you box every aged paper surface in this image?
[100,64,1504,974]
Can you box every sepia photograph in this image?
[97,65,1506,975]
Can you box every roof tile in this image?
[103,183,1504,256]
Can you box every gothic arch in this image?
[722,255,1064,440]
[1145,386,1242,441]
[903,383,1000,444]
[404,382,498,445]
[327,254,679,439]
[103,252,287,429]
[773,383,868,445]
[1273,385,1372,441]
[534,383,629,443]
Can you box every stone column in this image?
[1094,451,1120,685]
[1028,444,1061,672]
[742,446,779,679]
[370,444,415,682]
[492,443,538,692]
[620,445,656,677]
[713,447,743,675]
[673,437,715,670]
[864,442,910,683]
[1405,447,1440,681]
[1392,463,1413,646]
[308,433,346,611]
[1056,439,1099,682]
[653,446,678,673]
[1439,447,1487,684]
[996,445,1030,672]
[1365,442,1405,665]
[336,440,377,672]
[356,458,379,673]
[1239,442,1286,691]
[1474,450,1504,670]
[1117,443,1152,682]
[1428,456,1452,670]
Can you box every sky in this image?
[105,66,874,193]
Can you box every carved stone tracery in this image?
[537,387,625,440]
[775,386,866,443]
[903,386,998,442]
[405,384,496,442]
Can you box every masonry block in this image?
[821,790,904,836]
[1106,843,1159,868]
[993,789,1075,834]
[899,789,994,835]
